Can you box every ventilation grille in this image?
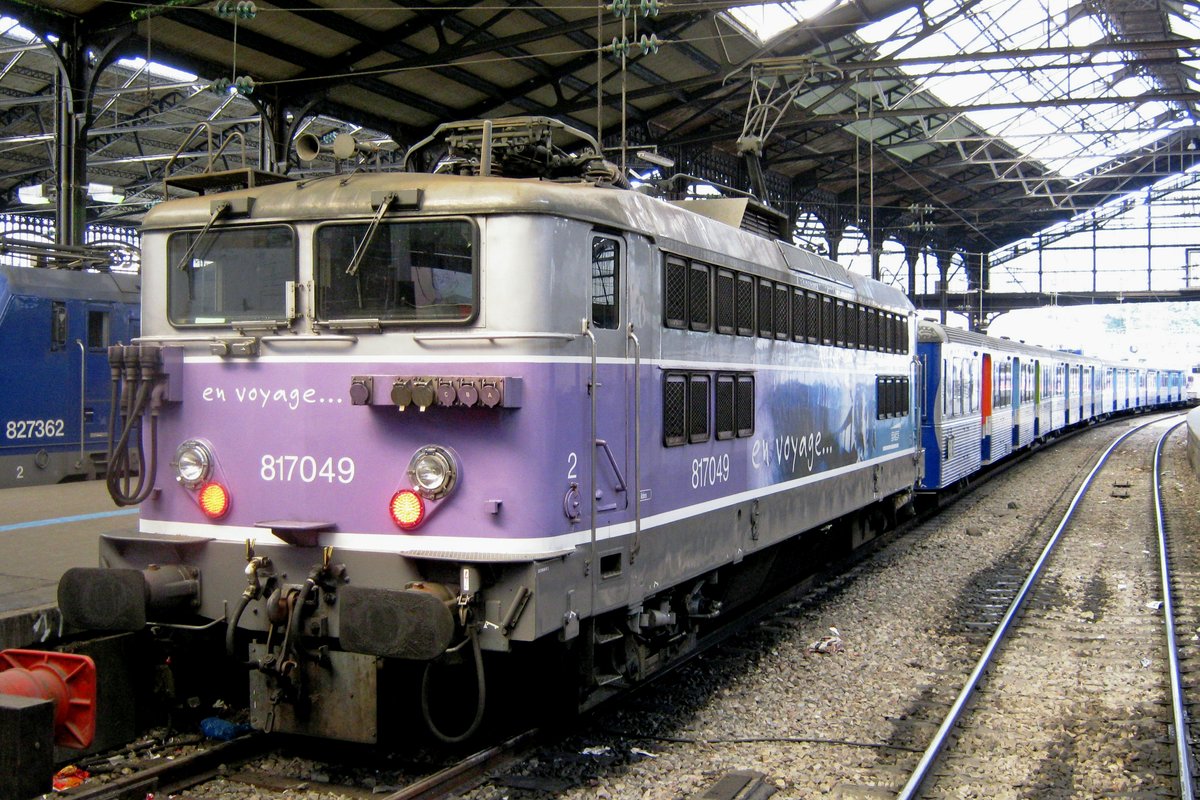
[664,257,687,329]
[663,375,686,446]
[716,270,735,335]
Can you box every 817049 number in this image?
[260,455,355,484]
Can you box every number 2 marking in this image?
[566,452,578,480]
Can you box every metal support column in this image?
[904,242,919,300]
[826,228,843,262]
[936,249,953,325]
[52,29,87,248]
[43,25,133,249]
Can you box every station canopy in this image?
[0,0,1195,254]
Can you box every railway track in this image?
[47,413,1197,800]
[897,415,1196,798]
[56,728,541,800]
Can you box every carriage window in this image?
[942,359,949,416]
[956,360,964,413]
[591,235,620,329]
[964,362,974,412]
[170,225,296,325]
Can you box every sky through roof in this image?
[730,0,1196,178]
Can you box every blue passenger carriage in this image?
[917,321,983,489]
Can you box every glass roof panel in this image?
[731,0,1190,177]
[729,0,841,43]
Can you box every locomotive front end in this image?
[58,173,585,743]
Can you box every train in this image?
[917,325,1186,490]
[0,262,139,489]
[54,117,1185,745]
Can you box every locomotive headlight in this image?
[173,439,213,487]
[407,445,458,500]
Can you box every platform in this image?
[0,481,137,650]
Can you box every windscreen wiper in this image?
[174,200,232,272]
[345,192,397,277]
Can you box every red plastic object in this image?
[0,649,96,749]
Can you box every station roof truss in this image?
[0,0,1196,258]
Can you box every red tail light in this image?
[198,482,231,519]
[390,489,425,530]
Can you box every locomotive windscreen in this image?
[167,225,296,325]
[315,219,476,324]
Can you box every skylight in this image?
[115,57,199,84]
[728,0,1192,178]
[853,0,1189,177]
[729,0,840,44]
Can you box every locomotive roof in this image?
[0,264,139,303]
[144,171,913,313]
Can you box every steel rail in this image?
[896,414,1174,800]
[1155,420,1195,800]
[380,728,541,800]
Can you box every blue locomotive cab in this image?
[0,265,139,488]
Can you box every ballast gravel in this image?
[467,420,1200,799]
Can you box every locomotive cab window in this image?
[316,219,475,325]
[169,225,296,326]
[50,301,67,350]
[87,310,110,350]
[591,235,621,329]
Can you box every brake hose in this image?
[421,626,486,744]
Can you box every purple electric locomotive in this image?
[59,118,921,742]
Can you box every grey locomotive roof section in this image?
[144,171,914,313]
[777,241,851,288]
[2,265,139,303]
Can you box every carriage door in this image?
[82,305,117,444]
[981,354,993,458]
[586,232,635,621]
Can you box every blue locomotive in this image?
[0,264,139,489]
